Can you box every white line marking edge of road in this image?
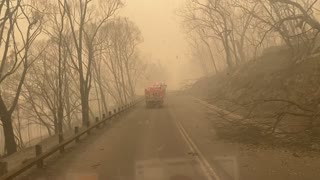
[190,96,243,120]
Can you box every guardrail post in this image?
[102,114,106,125]
[75,126,80,143]
[35,145,43,168]
[0,161,8,176]
[96,117,100,129]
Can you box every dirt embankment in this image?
[189,48,320,152]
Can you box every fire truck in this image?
[145,83,167,108]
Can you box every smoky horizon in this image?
[1,0,320,180]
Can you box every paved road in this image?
[22,95,225,180]
[20,94,320,180]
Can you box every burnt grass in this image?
[190,48,320,153]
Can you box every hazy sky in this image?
[122,0,187,62]
[122,0,202,89]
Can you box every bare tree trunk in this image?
[64,75,73,130]
[80,89,90,126]
[93,75,102,117]
[224,29,233,68]
[15,105,24,148]
[236,41,246,62]
[124,63,135,96]
[95,55,108,113]
[91,48,108,114]
[53,114,59,135]
[200,37,218,73]
[119,63,128,105]
[0,96,17,155]
[97,77,108,113]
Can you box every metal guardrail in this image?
[0,98,143,180]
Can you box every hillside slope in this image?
[189,48,320,151]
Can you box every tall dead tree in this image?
[102,18,143,104]
[0,0,42,155]
[64,0,122,126]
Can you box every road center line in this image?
[174,118,221,180]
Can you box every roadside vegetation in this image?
[0,0,146,157]
[180,0,320,151]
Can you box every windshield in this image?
[0,0,320,180]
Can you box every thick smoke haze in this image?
[122,0,203,90]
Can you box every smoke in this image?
[121,0,202,91]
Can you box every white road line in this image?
[174,119,221,180]
[191,97,243,119]
[187,96,242,180]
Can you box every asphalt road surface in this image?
[20,94,230,180]
[21,94,320,180]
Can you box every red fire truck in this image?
[145,83,167,108]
